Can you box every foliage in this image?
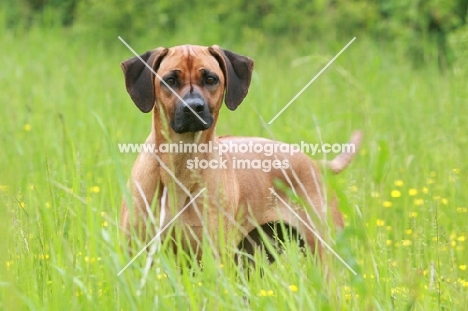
[2,0,467,66]
[0,0,466,39]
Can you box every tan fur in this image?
[120,45,361,258]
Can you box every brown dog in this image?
[120,45,361,260]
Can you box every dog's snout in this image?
[171,94,213,133]
[183,98,205,114]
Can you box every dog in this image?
[119,44,361,261]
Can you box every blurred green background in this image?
[2,0,468,66]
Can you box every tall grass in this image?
[1,26,467,310]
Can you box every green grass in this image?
[1,26,467,310]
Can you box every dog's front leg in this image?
[120,135,162,247]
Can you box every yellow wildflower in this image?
[90,186,100,193]
[157,273,168,280]
[402,240,412,246]
[458,279,468,287]
[394,180,404,187]
[258,290,274,296]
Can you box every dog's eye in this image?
[205,76,218,85]
[165,77,176,86]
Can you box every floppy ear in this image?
[121,47,168,113]
[209,46,254,111]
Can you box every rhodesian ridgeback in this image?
[120,45,361,261]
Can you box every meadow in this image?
[1,26,467,310]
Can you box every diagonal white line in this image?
[268,188,357,275]
[268,37,356,124]
[117,188,206,276]
[118,36,207,125]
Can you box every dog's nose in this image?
[183,98,205,114]
[171,94,213,133]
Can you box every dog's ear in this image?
[209,46,254,111]
[121,48,168,113]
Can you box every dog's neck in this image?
[151,117,218,147]
[151,112,220,189]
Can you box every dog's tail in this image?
[321,130,363,174]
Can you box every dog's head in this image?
[121,45,254,134]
